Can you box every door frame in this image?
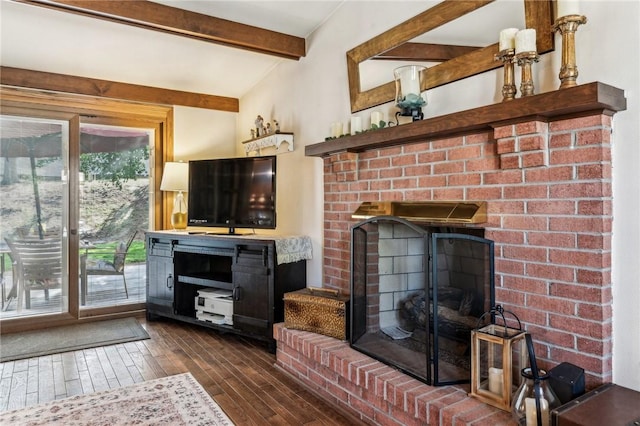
[0,87,173,333]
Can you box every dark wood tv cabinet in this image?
[145,231,308,352]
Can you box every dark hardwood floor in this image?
[0,316,362,425]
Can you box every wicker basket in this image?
[284,287,350,340]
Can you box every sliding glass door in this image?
[0,87,171,330]
[0,115,70,318]
[78,123,151,309]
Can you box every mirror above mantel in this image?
[347,0,555,113]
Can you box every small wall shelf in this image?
[242,132,294,156]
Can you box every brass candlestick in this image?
[553,15,587,89]
[495,48,517,101]
[516,51,539,97]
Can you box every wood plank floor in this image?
[0,316,362,425]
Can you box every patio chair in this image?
[80,231,137,305]
[4,237,63,310]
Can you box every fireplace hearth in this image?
[350,215,494,386]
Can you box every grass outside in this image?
[85,241,147,263]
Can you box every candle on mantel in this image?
[350,117,362,135]
[557,0,580,18]
[515,29,537,54]
[499,28,519,51]
[370,111,383,128]
[525,397,550,426]
[331,122,343,138]
[488,367,504,396]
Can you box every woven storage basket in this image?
[284,287,350,340]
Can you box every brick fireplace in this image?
[275,83,626,424]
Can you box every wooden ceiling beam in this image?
[13,0,306,60]
[0,67,240,112]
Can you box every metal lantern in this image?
[470,305,527,411]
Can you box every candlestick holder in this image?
[553,15,587,89]
[495,48,517,101]
[515,51,539,97]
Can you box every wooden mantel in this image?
[305,82,626,157]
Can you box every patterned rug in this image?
[0,373,234,425]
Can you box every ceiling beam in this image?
[13,0,306,60]
[0,67,240,112]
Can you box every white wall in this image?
[583,0,640,393]
[173,107,237,161]
[239,1,640,390]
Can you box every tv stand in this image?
[145,231,308,352]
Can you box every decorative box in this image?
[284,287,350,340]
[551,383,640,426]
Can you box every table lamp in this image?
[160,161,189,230]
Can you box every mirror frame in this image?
[346,0,555,112]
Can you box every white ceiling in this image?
[145,0,347,98]
[0,1,344,101]
[1,1,522,103]
[151,1,344,38]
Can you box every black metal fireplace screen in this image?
[350,216,495,386]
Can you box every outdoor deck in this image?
[1,264,146,319]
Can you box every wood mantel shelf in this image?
[305,82,626,157]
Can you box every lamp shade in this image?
[160,161,189,192]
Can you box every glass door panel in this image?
[78,123,151,309]
[0,115,69,318]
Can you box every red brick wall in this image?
[321,115,613,386]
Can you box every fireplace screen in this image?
[350,216,495,386]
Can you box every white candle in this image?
[370,111,383,128]
[331,122,343,138]
[488,367,504,396]
[515,29,537,54]
[350,117,362,135]
[525,397,549,426]
[557,0,580,18]
[398,66,421,95]
[499,28,519,51]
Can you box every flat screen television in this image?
[187,156,276,233]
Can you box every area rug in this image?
[0,372,234,425]
[0,317,149,362]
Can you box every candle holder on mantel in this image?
[516,51,540,97]
[553,15,587,89]
[495,48,517,101]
